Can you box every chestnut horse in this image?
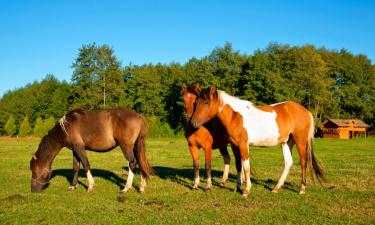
[182,84,232,191]
[190,85,326,197]
[30,108,153,193]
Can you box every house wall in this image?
[322,127,367,139]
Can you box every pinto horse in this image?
[30,108,153,193]
[190,85,326,197]
[182,84,232,190]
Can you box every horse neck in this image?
[34,126,64,169]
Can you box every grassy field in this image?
[0,137,374,224]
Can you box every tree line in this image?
[0,42,374,137]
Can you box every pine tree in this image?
[5,115,16,136]
[33,117,44,137]
[19,115,31,137]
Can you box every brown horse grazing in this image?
[30,108,153,193]
[190,85,326,197]
[182,84,232,191]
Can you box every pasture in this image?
[0,137,374,224]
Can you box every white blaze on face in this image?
[218,91,280,147]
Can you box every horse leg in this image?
[219,146,230,186]
[272,139,294,193]
[204,145,213,191]
[139,174,147,193]
[188,145,200,190]
[72,144,95,192]
[295,139,307,194]
[231,144,242,193]
[119,143,137,193]
[69,152,80,190]
[241,142,251,198]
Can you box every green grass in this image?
[0,137,374,224]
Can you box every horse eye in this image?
[204,101,209,105]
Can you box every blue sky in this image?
[0,0,374,97]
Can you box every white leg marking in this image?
[221,164,230,185]
[273,142,293,193]
[242,159,251,197]
[241,167,246,185]
[206,176,212,190]
[193,176,200,189]
[139,174,147,193]
[122,163,135,193]
[87,170,95,192]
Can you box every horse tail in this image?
[306,112,326,184]
[134,116,154,179]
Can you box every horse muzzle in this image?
[31,179,50,192]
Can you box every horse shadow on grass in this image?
[51,169,126,190]
[152,166,299,193]
[51,166,298,193]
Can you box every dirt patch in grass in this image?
[2,194,25,201]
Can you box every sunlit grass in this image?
[0,137,374,224]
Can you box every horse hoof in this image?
[272,189,279,193]
[87,188,93,192]
[242,192,249,198]
[299,190,305,195]
[139,189,145,194]
[219,182,225,187]
[68,185,77,190]
[205,188,211,192]
[192,186,199,190]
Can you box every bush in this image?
[4,115,16,136]
[19,115,31,137]
[34,116,56,137]
[145,116,175,137]
[33,117,44,137]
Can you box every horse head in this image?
[30,155,52,192]
[190,84,220,128]
[182,83,201,119]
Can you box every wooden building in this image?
[320,119,370,139]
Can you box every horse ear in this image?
[182,83,187,94]
[210,85,216,95]
[194,83,201,92]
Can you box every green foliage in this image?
[19,115,31,137]
[43,116,56,135]
[71,43,125,109]
[4,115,16,136]
[146,116,175,137]
[0,42,374,135]
[33,117,44,137]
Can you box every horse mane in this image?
[186,85,200,96]
[198,87,219,102]
[59,109,86,135]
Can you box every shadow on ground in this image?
[51,166,298,193]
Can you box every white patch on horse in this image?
[271,101,288,106]
[242,159,251,188]
[273,142,293,192]
[218,91,280,146]
[122,162,135,193]
[87,170,95,192]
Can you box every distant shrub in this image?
[5,115,16,136]
[19,115,31,137]
[145,116,175,137]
